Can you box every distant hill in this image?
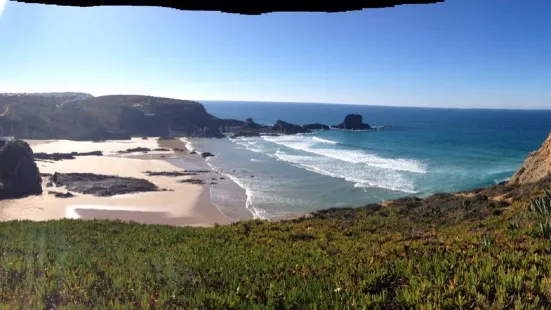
[0,94,244,140]
[0,92,93,100]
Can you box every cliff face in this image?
[509,132,551,185]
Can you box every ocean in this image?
[188,101,551,220]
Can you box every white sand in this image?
[0,138,233,226]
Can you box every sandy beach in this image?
[0,138,252,227]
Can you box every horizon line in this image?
[2,92,550,111]
[195,99,551,111]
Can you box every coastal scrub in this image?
[1,182,551,308]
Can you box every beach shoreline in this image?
[0,137,252,227]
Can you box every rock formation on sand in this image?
[509,132,551,185]
[49,172,159,197]
[333,114,372,130]
[0,138,43,199]
[34,151,103,161]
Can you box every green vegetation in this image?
[2,183,551,308]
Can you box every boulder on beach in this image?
[117,147,151,154]
[201,152,215,158]
[48,191,75,198]
[0,138,43,200]
[179,179,205,184]
[333,114,372,130]
[34,151,103,161]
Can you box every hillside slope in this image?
[0,174,550,308]
[0,94,243,140]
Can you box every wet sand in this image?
[0,137,252,227]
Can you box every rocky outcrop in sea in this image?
[273,120,311,135]
[228,114,377,137]
[332,114,372,130]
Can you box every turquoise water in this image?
[193,101,551,219]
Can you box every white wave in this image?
[263,135,427,174]
[494,177,511,184]
[180,138,195,152]
[312,136,339,145]
[228,135,419,193]
[273,150,417,194]
[250,158,262,162]
[235,141,265,154]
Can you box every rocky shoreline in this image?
[228,114,378,138]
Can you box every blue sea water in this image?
[192,101,551,219]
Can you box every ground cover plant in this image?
[1,181,551,308]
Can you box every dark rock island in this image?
[229,114,376,138]
[332,114,372,130]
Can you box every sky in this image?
[0,0,550,109]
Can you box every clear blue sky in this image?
[1,0,550,109]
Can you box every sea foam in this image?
[262,135,427,174]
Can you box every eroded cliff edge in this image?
[509,131,551,185]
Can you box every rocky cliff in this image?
[0,139,42,200]
[509,132,551,185]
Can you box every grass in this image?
[1,184,551,308]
